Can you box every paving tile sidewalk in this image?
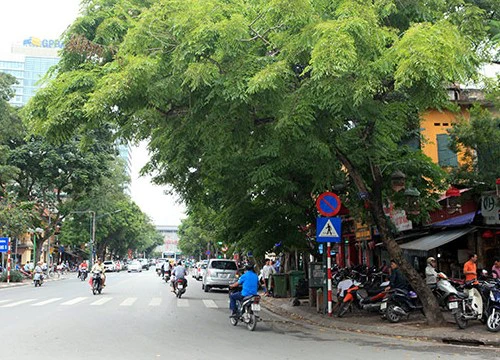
[261,296,500,348]
[0,275,67,289]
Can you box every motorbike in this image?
[164,270,171,283]
[174,278,187,298]
[380,288,423,323]
[33,272,43,287]
[91,271,103,295]
[337,280,389,317]
[431,272,462,310]
[451,280,493,329]
[79,269,88,281]
[229,289,261,331]
[157,268,162,277]
[486,280,500,332]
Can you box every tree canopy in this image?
[24,0,499,323]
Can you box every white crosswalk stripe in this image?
[2,299,37,307]
[0,300,12,305]
[90,297,113,306]
[120,297,137,306]
[61,297,88,305]
[32,298,62,306]
[149,297,162,306]
[177,299,189,307]
[202,299,218,308]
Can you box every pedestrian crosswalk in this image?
[0,296,230,309]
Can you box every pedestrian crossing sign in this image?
[316,217,341,243]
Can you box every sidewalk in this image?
[261,296,500,348]
[0,275,67,289]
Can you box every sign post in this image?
[7,238,11,284]
[316,192,342,317]
[0,238,10,283]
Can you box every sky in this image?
[0,0,186,226]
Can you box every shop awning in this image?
[400,228,474,251]
[431,212,477,227]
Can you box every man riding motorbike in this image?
[91,258,106,287]
[78,260,88,279]
[34,261,44,281]
[228,263,259,318]
[172,261,187,292]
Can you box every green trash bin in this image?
[272,274,288,298]
[288,270,305,297]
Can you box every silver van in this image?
[202,259,238,292]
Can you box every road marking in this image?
[90,297,113,306]
[32,298,62,306]
[2,299,37,307]
[149,297,162,306]
[202,299,218,308]
[61,297,88,305]
[177,299,189,307]
[120,297,137,306]
[0,300,12,305]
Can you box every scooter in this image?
[174,278,187,298]
[33,272,43,287]
[229,289,261,331]
[451,279,493,329]
[79,269,88,281]
[380,288,423,323]
[486,280,500,332]
[91,271,103,295]
[337,280,389,317]
[431,272,462,310]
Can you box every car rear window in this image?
[210,261,237,270]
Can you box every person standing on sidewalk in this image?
[463,254,478,282]
[262,259,276,296]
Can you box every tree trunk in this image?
[336,149,444,324]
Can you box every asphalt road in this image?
[1,270,499,360]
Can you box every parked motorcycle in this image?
[174,278,187,298]
[485,280,500,332]
[451,279,495,329]
[229,289,261,331]
[380,288,423,323]
[91,271,103,295]
[337,280,389,317]
[33,272,43,287]
[431,272,462,310]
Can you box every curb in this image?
[261,298,500,348]
[0,276,67,289]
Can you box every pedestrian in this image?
[379,260,390,275]
[24,261,31,272]
[463,254,478,282]
[491,257,500,279]
[261,259,276,296]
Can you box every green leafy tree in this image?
[25,0,498,324]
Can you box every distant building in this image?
[155,225,180,256]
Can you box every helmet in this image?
[427,257,436,265]
[245,263,255,271]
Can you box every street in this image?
[1,271,499,360]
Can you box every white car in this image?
[127,260,142,273]
[103,261,116,272]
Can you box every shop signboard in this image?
[482,192,500,225]
[383,202,412,232]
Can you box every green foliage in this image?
[0,270,24,283]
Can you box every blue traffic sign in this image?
[0,237,9,253]
[316,217,341,243]
[316,192,342,217]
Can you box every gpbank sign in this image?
[23,36,64,49]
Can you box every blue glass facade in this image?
[0,56,58,106]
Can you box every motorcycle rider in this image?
[78,260,88,279]
[91,258,106,287]
[34,261,44,282]
[172,261,187,291]
[228,263,259,318]
[425,257,438,287]
[384,259,409,292]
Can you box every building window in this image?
[437,134,458,167]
